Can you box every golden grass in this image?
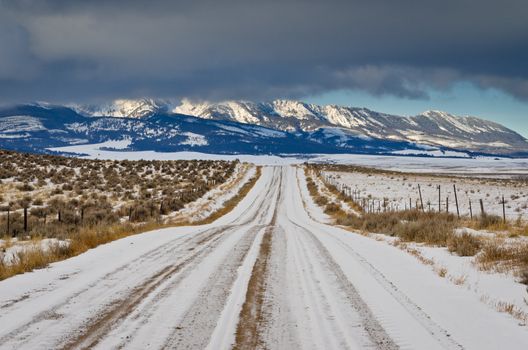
[305,170,350,219]
[0,221,166,281]
[446,233,482,256]
[335,210,459,246]
[306,164,528,284]
[316,173,364,214]
[476,240,528,274]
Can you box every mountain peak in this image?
[74,98,171,118]
[170,99,528,153]
[1,99,527,155]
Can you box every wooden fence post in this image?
[446,196,449,213]
[24,207,28,233]
[469,199,473,219]
[6,208,10,236]
[479,199,485,217]
[418,184,425,212]
[501,195,506,223]
[437,185,441,212]
[453,184,460,218]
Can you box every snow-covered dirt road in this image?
[1,166,527,349]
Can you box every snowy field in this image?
[50,140,528,173]
[48,140,305,165]
[1,166,527,349]
[311,154,528,176]
[323,170,528,220]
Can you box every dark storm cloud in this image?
[1,0,527,103]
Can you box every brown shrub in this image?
[17,183,34,191]
[447,233,482,256]
[314,195,327,206]
[477,242,528,272]
[520,269,528,285]
[337,210,457,246]
[478,214,504,230]
[324,202,341,214]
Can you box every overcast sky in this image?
[1,0,527,134]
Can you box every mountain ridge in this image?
[0,100,527,157]
[172,99,527,154]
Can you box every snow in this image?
[173,99,215,118]
[391,148,471,157]
[295,167,528,349]
[170,164,256,223]
[323,169,528,220]
[48,140,528,172]
[272,99,317,120]
[205,227,265,350]
[0,238,69,265]
[215,123,251,135]
[170,99,527,154]
[178,132,208,146]
[224,101,261,124]
[48,141,304,165]
[0,116,47,133]
[174,100,262,124]
[0,166,527,349]
[74,98,170,118]
[422,110,479,134]
[0,133,31,139]
[249,126,286,138]
[310,153,528,175]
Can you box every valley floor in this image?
[0,166,527,349]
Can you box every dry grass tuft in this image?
[0,221,166,281]
[520,270,528,285]
[435,266,448,278]
[337,210,458,246]
[481,296,528,325]
[476,241,528,273]
[447,233,482,256]
[475,214,508,231]
[324,202,342,215]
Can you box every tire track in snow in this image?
[232,170,282,350]
[161,168,283,349]
[159,225,264,350]
[292,221,398,350]
[84,167,281,349]
[310,228,464,350]
[294,166,463,350]
[271,165,396,349]
[63,169,280,349]
[0,230,209,348]
[0,168,278,349]
[61,227,233,350]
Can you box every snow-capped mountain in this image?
[0,100,527,157]
[174,99,528,155]
[73,98,172,119]
[0,104,423,155]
